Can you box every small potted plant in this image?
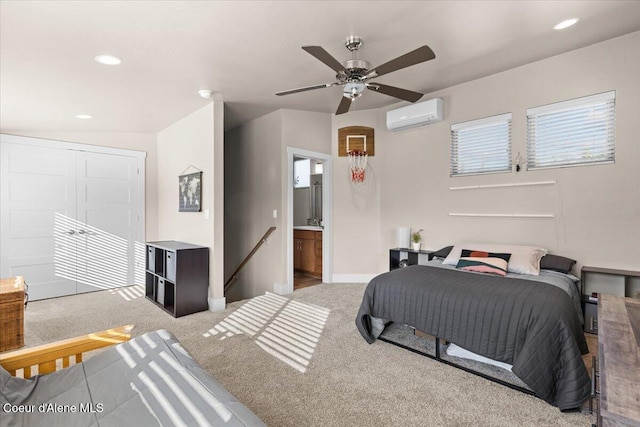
[411,229,423,251]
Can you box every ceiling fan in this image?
[276,36,435,115]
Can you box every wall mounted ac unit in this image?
[386,98,444,131]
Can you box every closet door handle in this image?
[65,230,76,235]
[78,230,86,235]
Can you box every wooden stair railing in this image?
[225,226,276,292]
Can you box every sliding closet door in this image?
[0,142,79,299]
[75,152,139,293]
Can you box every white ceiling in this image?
[1,1,640,133]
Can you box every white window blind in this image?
[450,113,512,177]
[527,91,615,170]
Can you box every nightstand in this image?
[581,266,640,299]
[580,266,640,335]
[389,248,435,270]
[581,295,598,334]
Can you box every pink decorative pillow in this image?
[443,242,548,276]
[455,250,511,276]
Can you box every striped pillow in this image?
[455,250,511,276]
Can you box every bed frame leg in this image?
[435,336,441,359]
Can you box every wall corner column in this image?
[211,99,225,305]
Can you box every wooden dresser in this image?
[0,276,25,352]
[596,294,640,426]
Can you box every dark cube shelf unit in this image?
[145,240,209,318]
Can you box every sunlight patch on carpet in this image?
[203,292,330,373]
[109,284,145,301]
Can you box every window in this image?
[527,91,615,170]
[450,113,512,177]
[293,158,310,188]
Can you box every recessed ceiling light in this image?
[75,114,93,119]
[198,89,214,99]
[94,54,122,65]
[554,18,579,30]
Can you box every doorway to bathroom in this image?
[287,148,332,291]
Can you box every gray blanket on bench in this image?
[1,330,265,427]
[355,265,590,410]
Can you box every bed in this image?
[355,245,591,411]
[1,326,265,427]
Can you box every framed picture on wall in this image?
[179,171,202,212]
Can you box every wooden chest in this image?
[0,276,25,352]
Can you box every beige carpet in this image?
[20,283,594,426]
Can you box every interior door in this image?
[75,151,139,294]
[1,141,141,300]
[0,142,78,299]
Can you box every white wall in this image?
[157,101,225,304]
[366,31,639,273]
[13,31,637,298]
[331,110,383,280]
[225,110,284,301]
[212,100,225,302]
[225,109,331,301]
[228,25,640,290]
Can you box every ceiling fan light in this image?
[344,82,365,99]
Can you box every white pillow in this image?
[443,242,548,276]
[446,343,513,372]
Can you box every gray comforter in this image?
[355,265,591,410]
[1,330,265,427]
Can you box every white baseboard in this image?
[273,282,293,295]
[208,297,226,312]
[332,274,377,283]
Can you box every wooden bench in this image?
[0,324,133,378]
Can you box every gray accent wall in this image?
[225,110,331,301]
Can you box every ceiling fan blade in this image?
[302,46,346,73]
[366,83,424,103]
[335,96,352,115]
[366,45,435,79]
[276,82,336,96]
